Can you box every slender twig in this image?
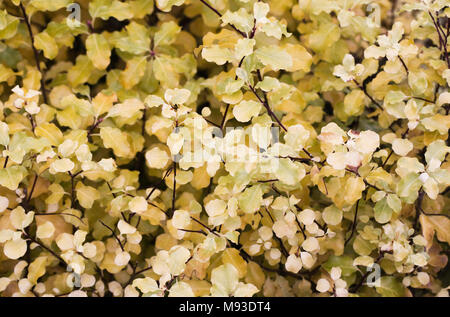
[146,167,173,200]
[220,104,230,132]
[3,156,8,168]
[23,232,67,266]
[34,212,85,224]
[99,220,124,251]
[351,251,388,292]
[345,199,360,246]
[87,117,104,138]
[19,3,48,104]
[178,228,207,236]
[198,0,246,37]
[398,56,409,74]
[352,79,383,110]
[249,84,287,132]
[415,188,450,226]
[381,149,394,168]
[263,207,288,257]
[169,160,177,219]
[26,174,39,204]
[190,217,220,236]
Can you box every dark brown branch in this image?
[23,232,67,266]
[249,84,287,132]
[220,104,230,132]
[99,220,124,251]
[345,199,360,246]
[19,3,48,104]
[26,174,39,204]
[352,79,383,110]
[190,216,220,237]
[146,167,173,200]
[398,56,409,74]
[198,0,247,37]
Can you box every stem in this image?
[87,117,104,138]
[99,220,124,251]
[353,79,383,110]
[26,174,38,203]
[249,84,287,132]
[23,232,67,266]
[345,199,360,246]
[19,3,48,104]
[169,158,177,219]
[146,167,173,200]
[398,56,409,74]
[220,104,230,132]
[198,0,247,37]
[351,251,388,292]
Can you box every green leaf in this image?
[89,0,133,21]
[238,185,263,214]
[86,33,111,70]
[100,127,132,158]
[0,166,28,190]
[323,255,358,277]
[68,55,95,87]
[30,0,71,11]
[153,21,181,48]
[376,276,405,297]
[374,197,393,224]
[34,32,59,60]
[254,46,293,71]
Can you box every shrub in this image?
[0,0,448,297]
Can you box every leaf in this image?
[375,276,405,297]
[322,205,343,226]
[35,123,64,146]
[284,44,313,72]
[374,197,393,224]
[397,173,421,203]
[100,127,132,158]
[86,34,111,70]
[76,182,100,209]
[114,22,151,55]
[153,21,181,47]
[27,256,48,284]
[222,248,247,278]
[254,46,293,71]
[0,166,28,190]
[232,100,261,122]
[323,255,357,277]
[153,56,179,88]
[211,263,239,296]
[120,56,147,90]
[34,32,59,60]
[0,121,9,146]
[68,55,95,87]
[92,92,117,117]
[420,214,450,245]
[238,186,263,214]
[89,0,133,21]
[30,0,71,11]
[130,0,155,19]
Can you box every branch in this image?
[23,232,67,266]
[344,199,360,246]
[19,3,48,104]
[248,84,287,132]
[198,0,247,37]
[99,220,124,251]
[352,79,383,110]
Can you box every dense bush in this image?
[0,0,448,297]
